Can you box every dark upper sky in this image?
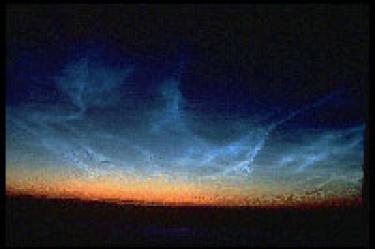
[7,4,368,117]
[6,4,368,204]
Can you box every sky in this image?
[6,5,368,206]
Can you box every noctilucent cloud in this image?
[6,5,367,205]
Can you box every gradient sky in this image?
[6,5,368,205]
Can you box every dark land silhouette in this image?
[6,194,368,247]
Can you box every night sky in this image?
[6,5,368,205]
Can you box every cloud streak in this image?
[6,54,364,202]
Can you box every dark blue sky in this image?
[7,5,367,127]
[6,5,368,204]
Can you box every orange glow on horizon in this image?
[6,165,362,207]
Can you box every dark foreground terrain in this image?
[6,195,369,247]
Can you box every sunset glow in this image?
[6,5,366,208]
